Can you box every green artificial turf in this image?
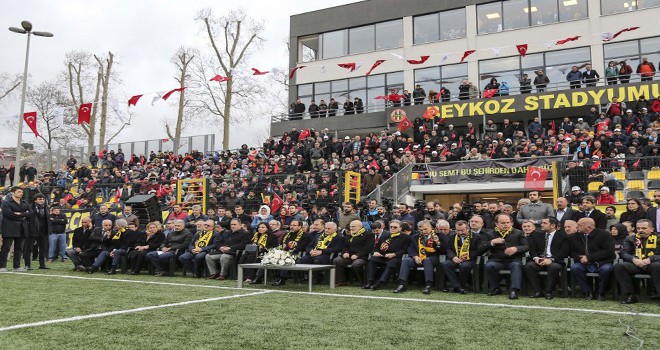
[0,260,658,349]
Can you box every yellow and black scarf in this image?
[283,229,304,250]
[111,228,126,241]
[316,232,337,250]
[635,234,657,259]
[195,230,214,249]
[349,228,366,243]
[252,232,269,250]
[380,232,400,252]
[418,234,437,261]
[454,233,472,260]
[495,227,512,239]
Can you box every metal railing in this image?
[273,73,656,123]
[365,163,413,205]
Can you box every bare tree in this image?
[0,72,21,103]
[25,81,67,170]
[165,47,196,152]
[94,51,114,148]
[194,8,266,150]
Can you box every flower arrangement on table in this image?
[260,248,297,266]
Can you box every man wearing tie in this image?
[613,219,660,304]
[647,191,660,233]
[555,197,576,226]
[393,220,442,294]
[572,196,608,230]
[523,217,569,299]
[570,218,616,300]
[442,220,484,294]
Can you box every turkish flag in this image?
[78,103,92,124]
[590,160,602,171]
[162,138,170,142]
[369,160,380,170]
[289,66,305,79]
[162,87,186,101]
[556,36,580,45]
[210,74,230,82]
[338,62,357,72]
[251,68,270,75]
[407,56,430,65]
[23,111,39,137]
[460,50,476,63]
[633,159,641,168]
[524,166,548,191]
[440,146,448,157]
[516,44,528,57]
[274,163,280,174]
[483,89,497,98]
[128,94,143,107]
[424,106,439,119]
[270,193,284,212]
[397,116,413,132]
[298,128,311,141]
[366,60,386,76]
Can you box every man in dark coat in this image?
[570,218,615,301]
[26,194,51,269]
[0,187,33,271]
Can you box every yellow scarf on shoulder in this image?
[635,233,657,259]
[380,232,400,252]
[112,228,126,241]
[349,228,366,243]
[495,227,512,239]
[195,230,214,249]
[454,233,472,260]
[418,234,437,261]
[316,232,337,250]
[252,232,269,250]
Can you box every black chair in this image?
[481,256,526,293]
[536,257,570,297]
[648,180,660,189]
[626,171,645,180]
[437,255,481,293]
[626,190,646,200]
[569,258,617,299]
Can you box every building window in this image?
[320,29,347,59]
[298,35,319,62]
[297,72,403,114]
[375,20,403,50]
[478,47,591,91]
[603,37,660,83]
[349,25,375,55]
[413,13,439,44]
[439,8,467,40]
[478,0,587,34]
[601,0,660,14]
[414,64,468,101]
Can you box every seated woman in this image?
[619,198,646,227]
[251,205,273,230]
[127,222,165,275]
[240,222,278,284]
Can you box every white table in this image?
[237,263,335,292]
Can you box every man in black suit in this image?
[614,219,660,304]
[572,196,607,230]
[570,218,616,300]
[394,220,442,295]
[523,217,569,299]
[442,220,484,294]
[555,197,576,226]
[647,190,660,233]
[365,220,410,290]
[481,214,529,300]
[66,217,94,271]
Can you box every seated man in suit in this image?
[299,221,342,265]
[179,220,221,278]
[481,214,529,299]
[206,219,251,280]
[523,217,569,299]
[127,221,165,275]
[270,219,312,286]
[334,220,373,287]
[365,220,410,290]
[614,219,660,304]
[442,220,484,294]
[570,218,616,300]
[394,220,443,295]
[647,190,660,233]
[66,217,94,271]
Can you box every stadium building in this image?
[273,0,660,207]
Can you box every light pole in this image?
[8,20,53,184]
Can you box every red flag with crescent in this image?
[460,50,476,63]
[407,56,430,65]
[128,95,143,107]
[162,87,186,101]
[78,103,92,124]
[524,166,548,191]
[516,44,528,57]
[289,66,305,79]
[23,111,39,137]
[338,62,357,72]
[366,60,386,76]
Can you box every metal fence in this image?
[364,163,413,205]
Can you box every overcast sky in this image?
[0,0,358,151]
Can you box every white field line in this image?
[4,271,660,318]
[0,290,271,332]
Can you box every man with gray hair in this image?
[435,219,451,236]
[88,219,135,274]
[185,205,208,233]
[147,220,193,276]
[206,219,251,280]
